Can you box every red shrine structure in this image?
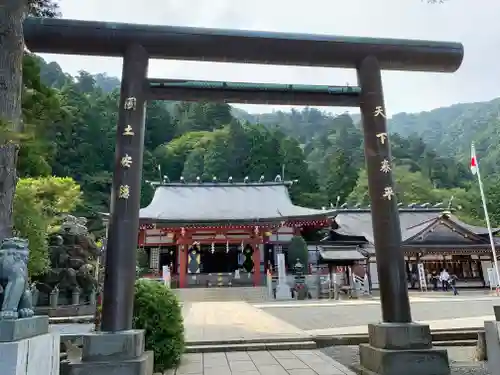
[136,180,334,288]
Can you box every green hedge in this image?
[133,280,185,371]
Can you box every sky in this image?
[39,0,500,116]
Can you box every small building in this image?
[322,208,499,288]
[137,181,334,288]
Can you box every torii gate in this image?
[24,17,463,375]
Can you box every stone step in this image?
[186,336,313,346]
[174,286,270,303]
[314,329,483,347]
[185,340,317,353]
[433,339,477,347]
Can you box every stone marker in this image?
[0,237,60,375]
[275,253,291,300]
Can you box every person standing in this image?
[440,269,450,291]
[430,270,438,291]
[449,274,459,295]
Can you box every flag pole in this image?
[472,144,500,294]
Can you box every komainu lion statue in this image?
[0,237,34,319]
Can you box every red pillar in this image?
[178,244,187,288]
[137,229,145,247]
[252,240,261,286]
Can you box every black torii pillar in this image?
[356,56,450,375]
[102,44,149,332]
[357,56,412,324]
[63,44,155,375]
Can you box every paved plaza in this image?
[177,294,499,343]
[51,293,500,341]
[183,301,308,343]
[257,295,499,333]
[50,292,499,375]
[167,350,355,375]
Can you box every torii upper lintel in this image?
[24,17,463,73]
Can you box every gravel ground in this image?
[321,346,490,375]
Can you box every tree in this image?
[0,0,59,242]
[18,53,64,177]
[202,130,231,180]
[182,147,205,181]
[13,176,81,276]
[322,150,358,205]
[287,235,308,270]
[155,131,212,181]
[347,166,441,206]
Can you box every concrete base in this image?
[0,315,49,342]
[484,321,500,375]
[358,323,450,375]
[0,332,60,375]
[61,352,154,375]
[61,330,153,375]
[275,283,291,300]
[493,306,500,321]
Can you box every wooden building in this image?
[136,181,334,288]
[321,208,499,288]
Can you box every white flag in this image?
[470,144,478,175]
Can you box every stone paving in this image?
[261,296,500,331]
[183,302,309,343]
[51,297,498,341]
[167,350,355,375]
[307,315,494,336]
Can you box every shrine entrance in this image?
[158,246,177,274]
[24,23,464,375]
[199,245,238,274]
[199,244,255,274]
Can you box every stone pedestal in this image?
[275,283,291,300]
[358,323,450,375]
[493,305,500,321]
[61,330,153,375]
[484,321,500,374]
[0,316,60,375]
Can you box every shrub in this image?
[133,279,185,372]
[287,235,308,270]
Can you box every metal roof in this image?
[139,182,334,224]
[333,209,442,244]
[448,214,500,235]
[332,209,496,245]
[319,246,366,261]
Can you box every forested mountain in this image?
[388,99,500,174]
[21,54,500,234]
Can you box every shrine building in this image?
[322,208,499,288]
[136,180,334,288]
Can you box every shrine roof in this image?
[139,182,334,224]
[319,245,367,262]
[332,209,498,245]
